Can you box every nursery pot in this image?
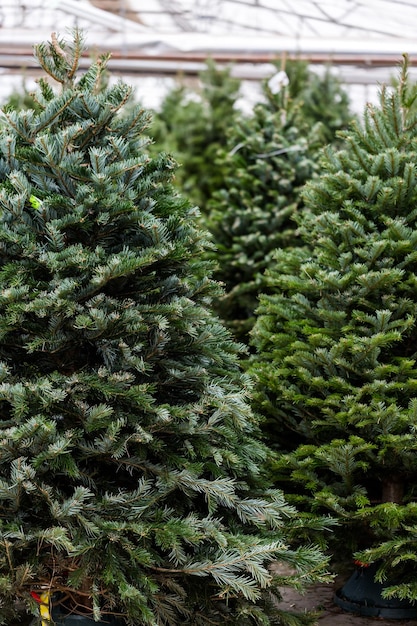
[334,562,417,619]
[31,608,125,626]
[50,609,125,625]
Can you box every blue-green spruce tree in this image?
[0,32,331,626]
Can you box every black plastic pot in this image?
[334,562,417,619]
[30,609,124,625]
[50,611,124,625]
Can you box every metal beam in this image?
[0,46,416,87]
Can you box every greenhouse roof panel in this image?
[132,0,417,40]
[2,0,417,61]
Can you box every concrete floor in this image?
[279,577,417,625]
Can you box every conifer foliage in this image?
[283,60,353,146]
[151,60,241,213]
[206,71,325,344]
[0,32,330,625]
[249,56,417,597]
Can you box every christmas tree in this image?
[205,68,326,344]
[150,60,241,213]
[249,55,417,597]
[283,59,354,146]
[0,31,331,625]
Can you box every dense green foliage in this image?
[282,60,354,146]
[249,56,417,598]
[206,63,353,343]
[0,32,332,625]
[150,60,241,212]
[206,86,321,343]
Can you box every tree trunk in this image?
[382,476,404,504]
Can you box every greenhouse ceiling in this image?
[133,0,417,43]
[2,1,417,57]
[1,0,417,85]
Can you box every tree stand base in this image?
[334,563,417,619]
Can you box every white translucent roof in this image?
[2,0,417,54]
[136,0,417,40]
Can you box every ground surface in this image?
[279,575,417,625]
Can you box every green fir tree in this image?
[249,55,417,597]
[150,59,241,213]
[282,59,354,146]
[205,71,325,344]
[0,31,331,625]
